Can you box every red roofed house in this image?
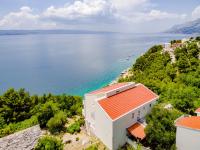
[195,107,200,116]
[83,82,159,150]
[175,115,200,150]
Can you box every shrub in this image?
[0,116,6,129]
[47,111,67,134]
[67,122,80,134]
[77,117,85,126]
[38,104,54,128]
[0,115,38,138]
[85,145,98,150]
[34,136,63,150]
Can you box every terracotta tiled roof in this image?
[127,123,146,140]
[195,108,200,113]
[176,116,200,130]
[89,83,129,94]
[98,84,158,120]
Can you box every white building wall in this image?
[196,112,200,116]
[176,127,200,150]
[112,100,157,150]
[84,94,113,149]
[84,95,98,134]
[95,103,113,149]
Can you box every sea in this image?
[0,31,190,96]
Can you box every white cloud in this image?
[43,0,115,21]
[0,0,188,31]
[0,6,56,29]
[147,10,186,21]
[192,5,200,20]
[117,9,187,23]
[110,0,148,11]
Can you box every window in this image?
[132,113,135,118]
[150,104,152,107]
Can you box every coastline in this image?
[109,67,132,85]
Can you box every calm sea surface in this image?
[0,33,189,96]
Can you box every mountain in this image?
[0,30,116,36]
[166,18,200,34]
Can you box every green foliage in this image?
[171,40,181,44]
[0,88,82,137]
[120,40,200,149]
[47,111,67,134]
[0,115,38,138]
[0,88,34,123]
[67,121,81,134]
[145,105,182,150]
[38,101,57,128]
[34,136,63,150]
[85,145,98,150]
[0,116,6,129]
[196,36,200,41]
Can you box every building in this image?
[83,82,159,150]
[195,108,200,116]
[175,115,200,150]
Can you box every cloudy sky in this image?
[0,0,200,32]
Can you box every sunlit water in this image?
[0,32,189,96]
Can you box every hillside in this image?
[167,18,200,34]
[119,37,200,149]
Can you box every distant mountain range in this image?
[166,18,200,34]
[0,30,116,36]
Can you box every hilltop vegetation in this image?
[119,37,200,150]
[0,89,82,137]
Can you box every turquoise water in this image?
[0,32,189,96]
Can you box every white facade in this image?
[84,93,113,149]
[112,100,157,150]
[176,126,200,150]
[84,83,158,150]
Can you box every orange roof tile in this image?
[89,83,129,94]
[195,108,200,113]
[176,116,200,130]
[127,123,146,140]
[98,84,158,120]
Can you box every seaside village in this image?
[1,38,200,150]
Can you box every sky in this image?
[0,0,200,33]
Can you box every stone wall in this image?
[0,125,43,150]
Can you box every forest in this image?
[0,89,83,138]
[119,36,200,150]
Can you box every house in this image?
[175,115,200,150]
[195,108,200,116]
[83,82,159,150]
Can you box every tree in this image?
[176,54,190,73]
[0,88,33,123]
[145,105,182,150]
[38,102,55,128]
[34,136,63,150]
[47,111,67,134]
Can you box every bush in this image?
[0,115,38,138]
[34,136,63,150]
[67,122,80,134]
[47,111,67,134]
[77,117,85,126]
[85,145,98,150]
[145,105,182,150]
[0,116,6,129]
[38,101,58,128]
